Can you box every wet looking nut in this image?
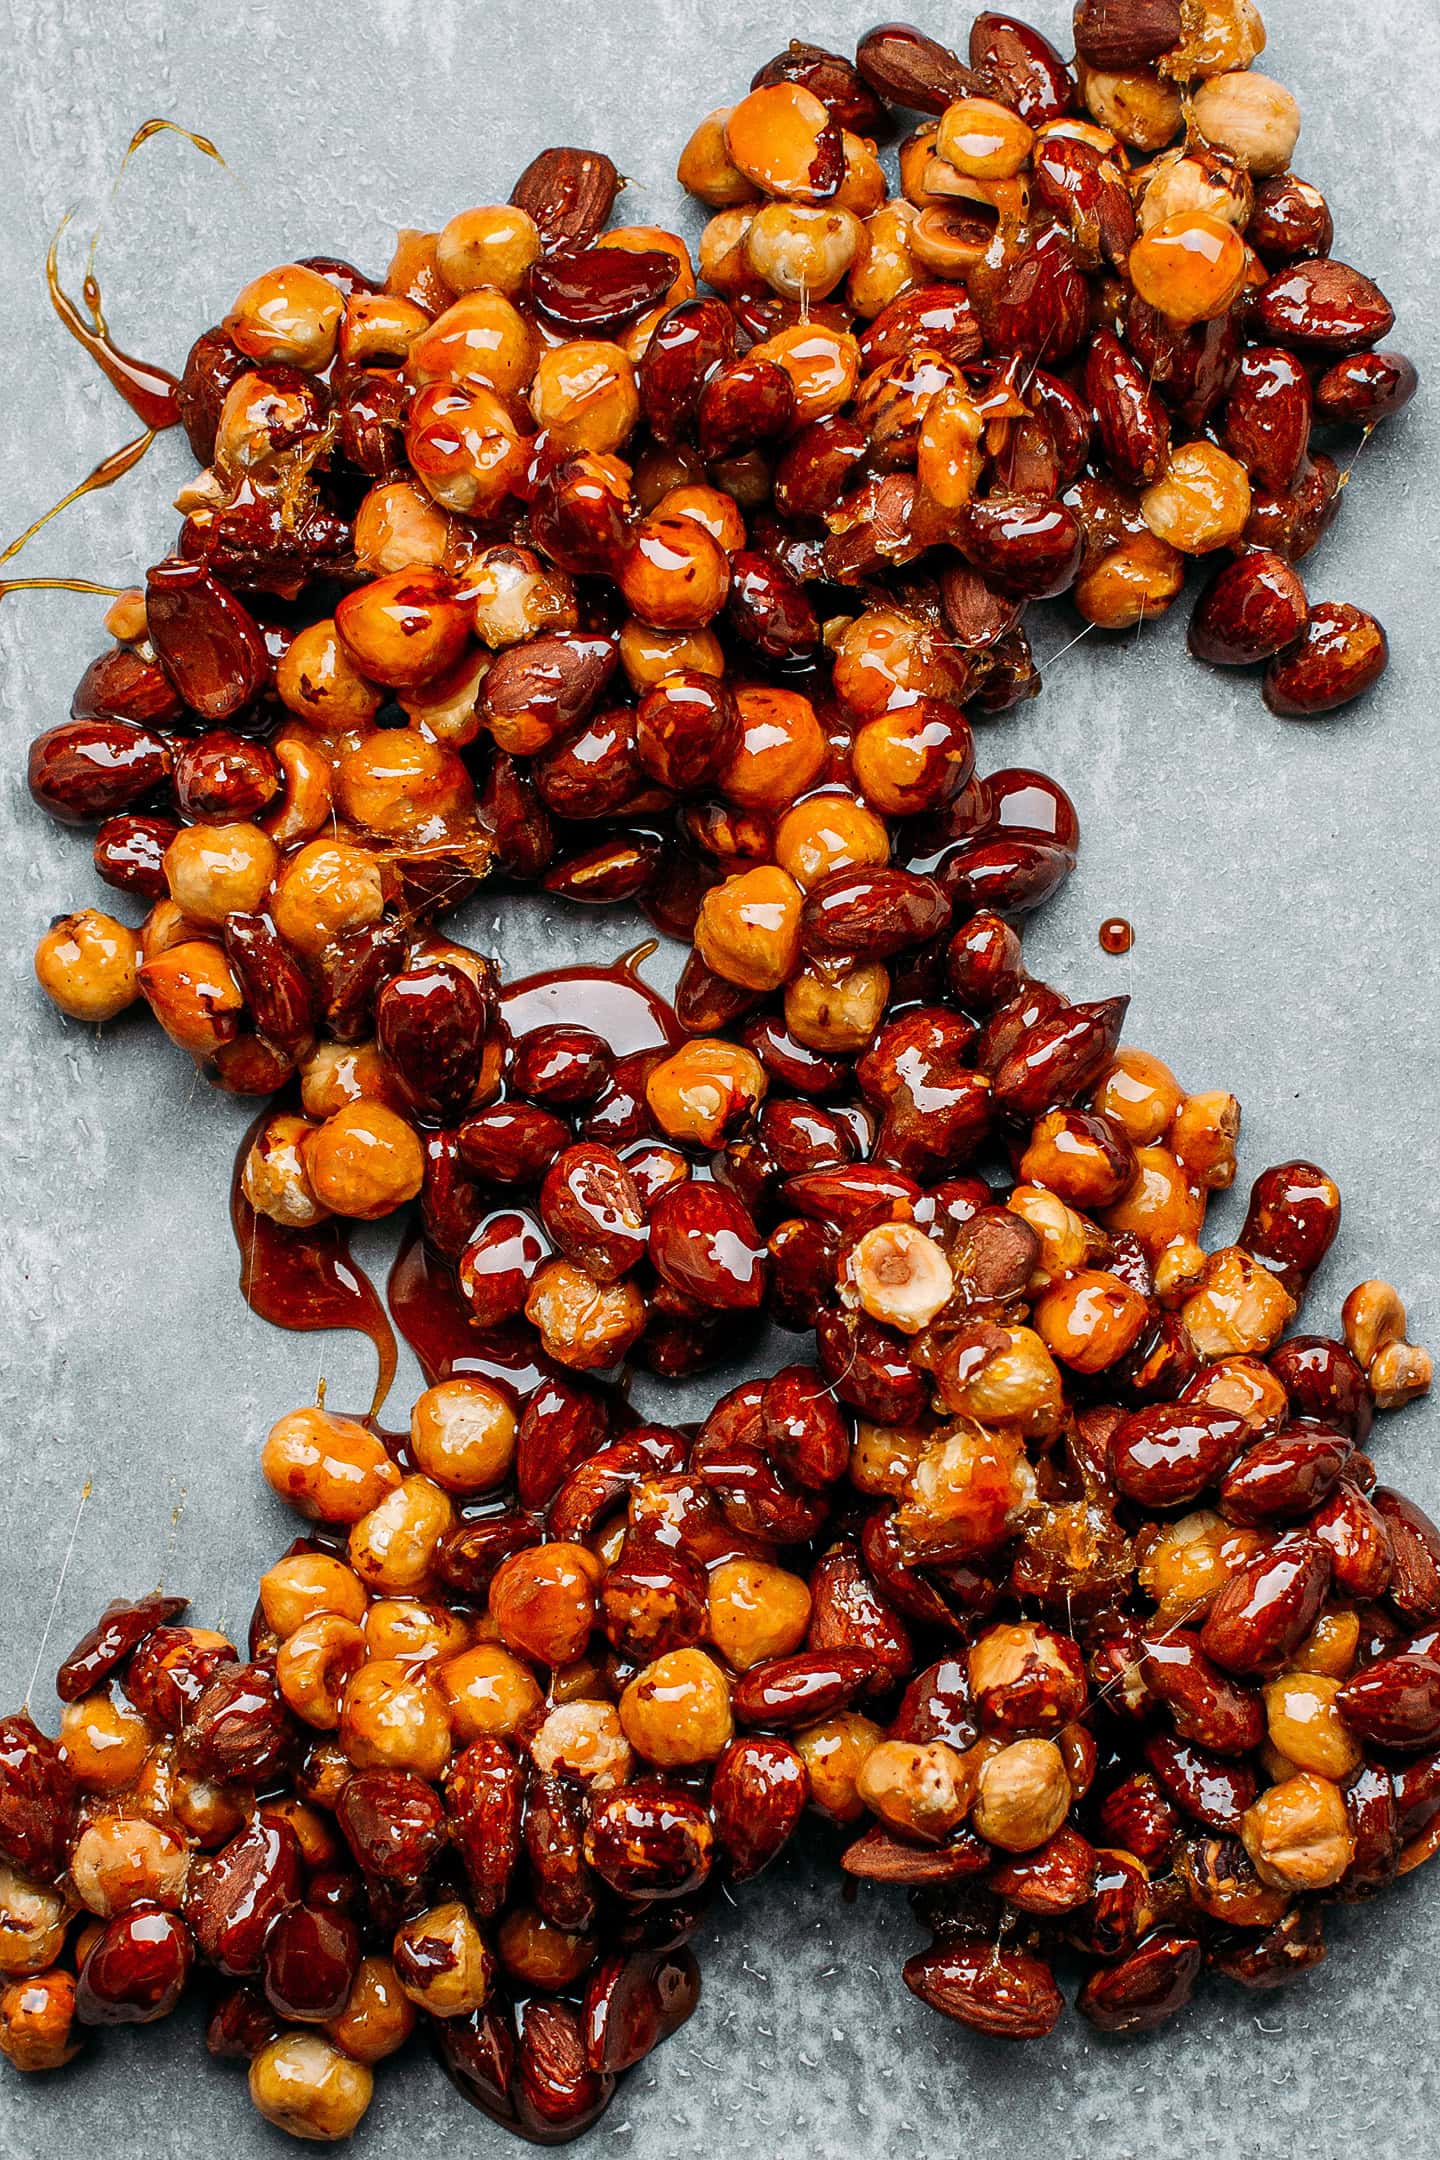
[34,910,140,1023]
[242,1114,329,1231]
[248,2031,374,2140]
[0,1869,70,1978]
[1341,1279,1408,1370]
[856,1738,974,1842]
[706,1559,812,1671]
[1341,1280,1432,1409]
[619,1648,734,1766]
[261,1406,401,1523]
[530,1701,633,1790]
[393,1900,493,2017]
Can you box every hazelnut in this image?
[409,1377,516,1493]
[933,1327,1064,1438]
[695,866,804,992]
[305,1102,425,1221]
[895,1422,1037,1556]
[348,1475,455,1596]
[645,1038,767,1148]
[270,839,385,959]
[1341,1279,1408,1371]
[34,910,140,1023]
[842,1222,954,1335]
[0,1970,79,2072]
[856,1738,973,1842]
[1169,1090,1241,1190]
[1080,64,1185,151]
[393,1900,493,2017]
[523,1259,647,1371]
[1137,148,1254,233]
[57,1694,153,1790]
[70,1818,188,1917]
[972,1737,1070,1853]
[249,2032,373,2140]
[743,203,865,302]
[438,1645,544,1743]
[259,1553,368,1639]
[242,1113,329,1230]
[677,106,761,207]
[1180,1246,1296,1358]
[774,792,889,891]
[261,1405,401,1523]
[324,1954,417,2065]
[784,956,891,1053]
[0,1868,69,1978]
[435,204,542,296]
[706,1559,812,1671]
[968,1623,1086,1736]
[1192,69,1301,176]
[1095,1047,1185,1144]
[529,1702,633,1791]
[620,1648,733,1767]
[1138,1509,1265,1616]
[339,1658,452,1779]
[1262,1672,1361,1781]
[794,1712,885,1823]
[530,340,639,455]
[1370,1339,1433,1413]
[1142,442,1252,553]
[276,1614,368,1729]
[1240,1772,1354,1890]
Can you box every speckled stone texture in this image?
[0,1,1437,2152]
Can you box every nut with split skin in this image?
[841,1222,954,1334]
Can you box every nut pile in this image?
[6,0,1435,2144]
[2,1109,1437,2129]
[27,5,1420,1083]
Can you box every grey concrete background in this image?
[1,0,1437,2152]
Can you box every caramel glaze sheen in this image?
[0,434,158,577]
[231,1109,398,1419]
[1099,917,1135,955]
[387,1225,556,1400]
[46,220,180,433]
[233,962,678,1410]
[499,948,680,1056]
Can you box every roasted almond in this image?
[510,147,621,253]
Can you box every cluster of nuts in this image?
[27,5,1418,1076]
[6,2,1436,2143]
[2,1019,1437,2128]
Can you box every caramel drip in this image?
[0,431,156,574]
[117,118,227,175]
[231,1119,398,1420]
[0,576,128,603]
[230,962,679,1412]
[46,212,180,431]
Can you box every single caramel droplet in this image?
[1099,917,1135,956]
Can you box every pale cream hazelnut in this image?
[842,1222,954,1335]
[971,1738,1070,1853]
[856,1738,973,1842]
[529,1702,633,1792]
[1192,70,1301,176]
[393,1900,493,2017]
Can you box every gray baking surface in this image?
[1,0,1437,2152]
